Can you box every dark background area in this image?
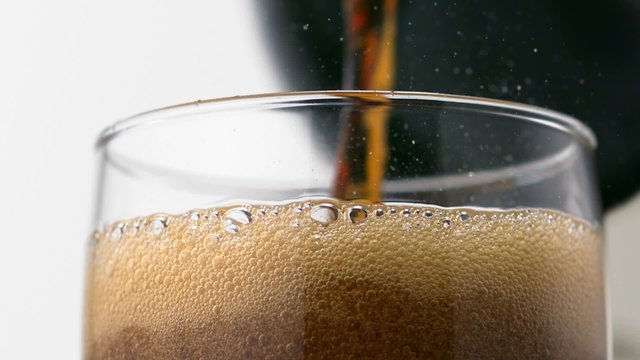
[258,0,640,210]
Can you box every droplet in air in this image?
[459,212,470,221]
[151,217,167,236]
[347,207,368,224]
[302,24,310,31]
[310,204,339,226]
[224,208,252,225]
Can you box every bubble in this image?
[310,204,339,226]
[224,220,239,234]
[424,210,433,218]
[291,219,301,228]
[459,212,470,221]
[402,209,411,218]
[151,217,167,236]
[374,208,384,217]
[293,206,303,214]
[389,208,397,216]
[285,343,295,354]
[224,208,252,225]
[280,310,292,321]
[443,218,452,229]
[89,231,100,246]
[348,207,368,224]
[212,305,221,315]
[109,224,124,241]
[402,345,414,356]
[190,212,201,221]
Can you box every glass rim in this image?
[97,90,597,150]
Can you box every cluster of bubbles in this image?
[104,201,492,243]
[87,198,603,359]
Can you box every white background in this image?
[0,1,638,358]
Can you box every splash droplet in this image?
[310,204,339,226]
[348,207,368,224]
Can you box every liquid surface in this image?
[85,200,606,359]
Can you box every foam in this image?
[85,200,606,359]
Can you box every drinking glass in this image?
[85,91,606,359]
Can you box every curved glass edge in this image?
[96,91,597,150]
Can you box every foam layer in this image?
[85,200,606,359]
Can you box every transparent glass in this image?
[86,91,607,359]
